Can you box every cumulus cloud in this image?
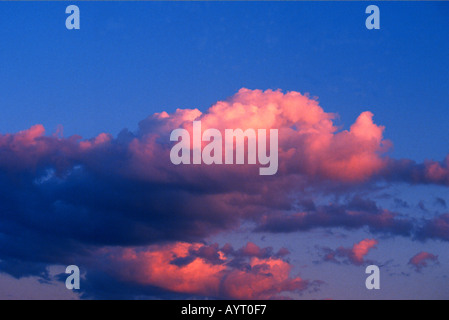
[98,242,309,300]
[151,89,390,183]
[322,239,378,266]
[0,88,447,298]
[383,156,449,186]
[0,89,392,184]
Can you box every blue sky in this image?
[0,1,448,162]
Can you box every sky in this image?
[0,1,448,300]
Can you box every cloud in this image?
[98,242,310,300]
[0,88,447,298]
[0,270,80,300]
[351,239,378,264]
[157,89,390,183]
[383,156,449,186]
[0,89,392,185]
[408,252,439,272]
[418,213,449,242]
[322,239,378,266]
[255,197,413,237]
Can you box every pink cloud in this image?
[324,239,378,265]
[0,88,448,299]
[2,88,449,190]
[79,133,112,150]
[351,239,378,264]
[241,242,264,257]
[423,157,449,184]
[383,155,449,186]
[144,88,390,183]
[3,88,446,189]
[408,252,439,272]
[105,242,308,299]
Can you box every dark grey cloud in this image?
[255,197,414,237]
